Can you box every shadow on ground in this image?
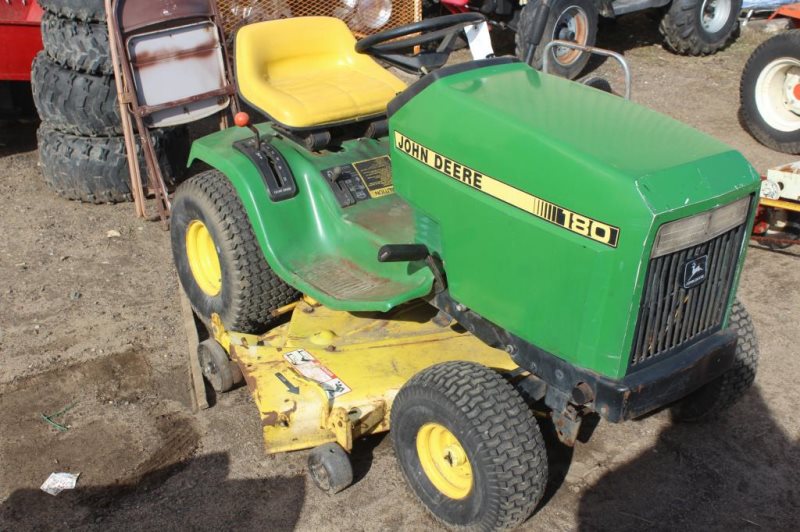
[0,120,38,157]
[575,387,799,530]
[0,452,305,531]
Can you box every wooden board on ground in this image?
[179,288,209,411]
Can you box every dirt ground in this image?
[1,14,799,532]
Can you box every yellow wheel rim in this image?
[185,220,222,296]
[416,422,473,499]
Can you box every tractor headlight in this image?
[651,196,750,258]
[355,0,392,30]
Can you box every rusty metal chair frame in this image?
[105,0,239,223]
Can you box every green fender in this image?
[187,124,433,312]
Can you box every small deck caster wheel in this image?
[197,339,242,393]
[308,442,353,495]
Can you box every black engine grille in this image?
[630,224,746,368]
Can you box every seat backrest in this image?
[235,16,407,131]
[236,17,361,101]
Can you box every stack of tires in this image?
[31,0,187,204]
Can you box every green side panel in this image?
[389,62,760,379]
[188,125,433,312]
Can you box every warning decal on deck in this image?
[284,349,351,399]
[353,156,394,198]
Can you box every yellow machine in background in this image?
[752,163,800,248]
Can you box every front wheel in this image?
[391,362,548,530]
[516,0,598,80]
[660,0,742,55]
[740,31,800,154]
[670,300,759,422]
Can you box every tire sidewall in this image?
[670,300,758,421]
[392,393,490,527]
[38,0,106,21]
[171,191,237,326]
[741,32,800,146]
[689,0,742,45]
[31,53,121,137]
[520,0,598,79]
[41,11,112,75]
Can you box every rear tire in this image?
[660,0,742,56]
[670,300,758,422]
[740,31,800,154]
[171,170,300,333]
[41,12,112,75]
[31,52,120,136]
[391,361,548,530]
[38,0,106,21]
[516,0,598,80]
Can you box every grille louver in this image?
[630,224,746,368]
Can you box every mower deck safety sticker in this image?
[353,156,394,198]
[284,349,351,399]
[394,132,620,248]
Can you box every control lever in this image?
[378,244,447,293]
[234,112,262,150]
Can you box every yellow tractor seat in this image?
[235,17,407,130]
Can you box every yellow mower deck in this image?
[209,299,518,454]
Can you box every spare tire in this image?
[38,0,106,21]
[31,52,120,136]
[37,125,189,204]
[41,12,112,75]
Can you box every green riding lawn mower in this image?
[171,11,761,531]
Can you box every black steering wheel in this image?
[356,13,487,75]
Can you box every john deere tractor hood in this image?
[389,61,760,379]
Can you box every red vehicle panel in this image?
[0,0,43,81]
[441,0,470,13]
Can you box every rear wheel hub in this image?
[186,220,222,296]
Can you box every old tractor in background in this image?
[169,10,761,530]
[431,0,743,79]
